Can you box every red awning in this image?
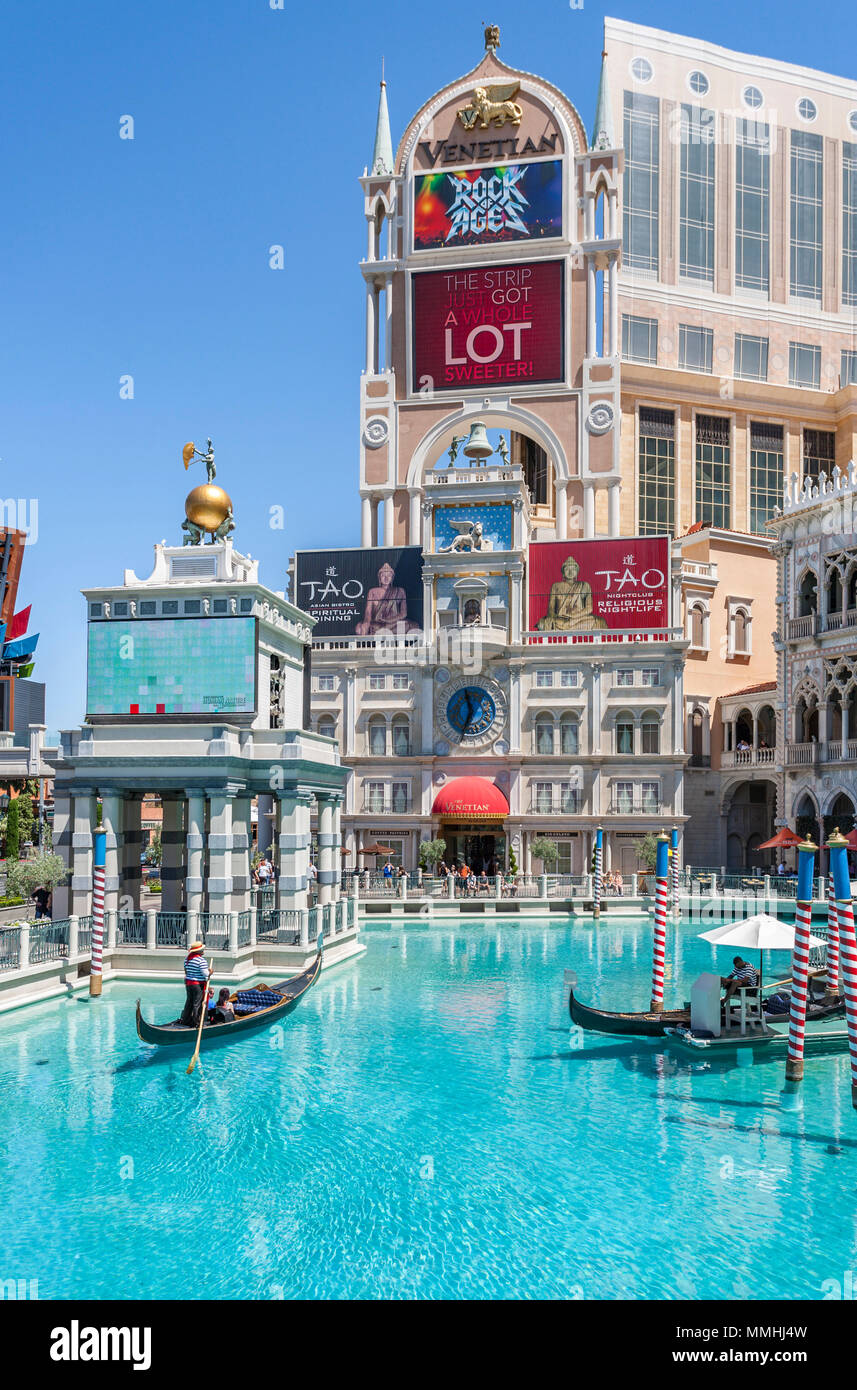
[756,827,802,851]
[432,777,509,820]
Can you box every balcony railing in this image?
[528,796,583,815]
[822,609,857,632]
[608,799,661,816]
[786,614,817,640]
[681,560,718,581]
[720,747,777,768]
[362,797,412,815]
[784,741,819,767]
[524,626,685,647]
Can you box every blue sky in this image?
[1,0,853,730]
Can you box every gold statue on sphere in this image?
[181,438,234,546]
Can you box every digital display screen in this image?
[528,538,671,632]
[412,260,564,392]
[413,160,562,250]
[86,616,257,716]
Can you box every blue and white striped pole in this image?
[829,830,857,1108]
[90,827,106,998]
[670,826,680,915]
[593,826,603,920]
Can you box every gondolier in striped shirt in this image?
[180,941,212,1026]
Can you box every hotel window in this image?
[113,601,129,616]
[689,602,708,650]
[641,718,660,755]
[317,674,335,692]
[842,351,857,386]
[743,86,764,110]
[560,715,579,756]
[638,407,675,537]
[89,603,103,618]
[162,600,178,615]
[843,142,857,306]
[734,334,769,382]
[789,342,821,389]
[695,415,731,529]
[623,91,660,274]
[368,718,386,756]
[391,781,409,814]
[392,717,411,757]
[803,428,835,481]
[520,436,550,506]
[559,783,580,814]
[615,782,634,813]
[731,608,750,655]
[139,600,156,616]
[535,670,554,688]
[534,782,553,814]
[183,600,200,615]
[622,313,658,364]
[318,716,336,741]
[368,672,386,690]
[790,131,823,301]
[616,669,634,687]
[679,105,715,283]
[641,668,660,686]
[736,119,770,293]
[535,716,555,755]
[391,673,409,691]
[616,718,634,754]
[239,598,253,613]
[212,598,228,614]
[560,669,580,688]
[641,781,660,813]
[366,781,385,813]
[749,422,784,534]
[679,324,713,373]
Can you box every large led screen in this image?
[293,546,424,639]
[413,160,562,250]
[412,260,564,392]
[528,537,670,632]
[86,616,257,716]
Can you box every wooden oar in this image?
[186,967,212,1076]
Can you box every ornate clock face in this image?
[436,674,507,750]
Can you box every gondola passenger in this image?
[212,988,235,1024]
[180,940,212,1026]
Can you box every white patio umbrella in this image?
[699,913,825,993]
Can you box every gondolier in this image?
[180,940,211,1027]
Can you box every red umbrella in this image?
[756,827,801,851]
[844,828,857,852]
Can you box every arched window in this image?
[689,602,708,650]
[560,714,579,756]
[616,715,634,755]
[392,716,411,757]
[798,570,818,616]
[732,608,748,652]
[318,716,336,742]
[368,717,386,756]
[641,715,660,754]
[535,715,555,755]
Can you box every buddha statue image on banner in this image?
[536,555,607,632]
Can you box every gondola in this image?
[568,984,845,1040]
[135,945,323,1049]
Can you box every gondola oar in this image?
[186,965,213,1076]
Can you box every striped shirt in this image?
[729,962,758,986]
[184,953,209,982]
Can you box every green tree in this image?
[5,799,20,860]
[634,833,659,871]
[508,846,519,875]
[419,838,447,871]
[144,832,162,867]
[5,853,68,901]
[529,836,559,870]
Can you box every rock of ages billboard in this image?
[293,547,424,639]
[412,260,564,392]
[413,160,563,250]
[528,537,670,632]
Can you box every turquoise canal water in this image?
[2,915,856,1300]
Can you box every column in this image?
[607,483,620,537]
[317,793,336,906]
[344,666,357,757]
[383,491,395,545]
[586,258,597,356]
[361,495,373,547]
[608,255,619,356]
[385,274,393,369]
[842,701,850,760]
[277,790,312,910]
[99,789,122,917]
[121,793,143,913]
[583,483,595,539]
[591,663,603,755]
[231,794,253,912]
[160,796,185,912]
[331,793,343,901]
[420,669,433,756]
[509,667,522,754]
[408,490,421,545]
[185,790,205,914]
[510,569,523,640]
[51,789,72,918]
[752,713,759,754]
[672,660,684,756]
[365,283,376,373]
[206,789,235,914]
[555,479,568,539]
[71,790,97,916]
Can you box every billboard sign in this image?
[528,537,670,632]
[293,546,424,638]
[412,260,564,392]
[86,616,257,716]
[413,160,562,250]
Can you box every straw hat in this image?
[187,940,205,952]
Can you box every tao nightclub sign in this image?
[528,537,670,632]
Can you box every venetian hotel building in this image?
[299,20,857,874]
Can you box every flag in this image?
[182,441,195,470]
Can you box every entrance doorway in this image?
[439,825,505,873]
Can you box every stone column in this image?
[231,795,253,912]
[277,789,311,909]
[99,789,122,917]
[509,667,522,754]
[408,489,421,545]
[555,479,568,540]
[583,483,595,539]
[160,796,185,912]
[383,491,395,546]
[510,568,523,641]
[842,700,850,759]
[608,483,620,538]
[206,788,235,914]
[331,794,343,901]
[256,795,274,853]
[185,791,205,914]
[71,790,97,916]
[317,793,337,906]
[121,793,143,913]
[591,663,603,755]
[344,666,357,758]
[51,789,72,918]
[361,495,373,547]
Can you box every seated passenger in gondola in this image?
[720,956,759,1001]
[211,988,235,1024]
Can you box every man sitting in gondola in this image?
[720,956,759,1002]
[180,940,212,1026]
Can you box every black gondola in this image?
[568,984,844,1040]
[135,947,322,1049]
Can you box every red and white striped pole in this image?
[826,868,840,997]
[829,830,857,1109]
[785,836,817,1083]
[89,827,106,998]
[670,826,680,915]
[650,832,670,1011]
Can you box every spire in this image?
[591,50,615,151]
[370,73,394,177]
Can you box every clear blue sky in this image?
[1,0,852,731]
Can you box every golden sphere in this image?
[185,484,233,533]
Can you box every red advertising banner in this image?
[528,537,671,632]
[412,260,564,392]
